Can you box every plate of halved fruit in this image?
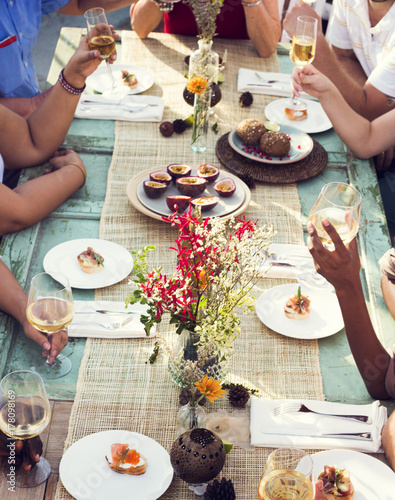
[86,64,155,95]
[126,165,251,221]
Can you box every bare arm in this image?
[243,0,281,58]
[292,65,395,158]
[307,220,390,399]
[0,89,52,119]
[130,0,164,39]
[0,36,102,170]
[58,0,136,15]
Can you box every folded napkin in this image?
[237,68,315,100]
[250,398,387,453]
[75,94,164,122]
[258,243,315,279]
[69,300,156,339]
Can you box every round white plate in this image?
[127,168,251,221]
[312,450,395,499]
[59,430,173,500]
[255,284,343,339]
[86,64,155,95]
[228,125,313,165]
[265,98,332,134]
[43,238,134,290]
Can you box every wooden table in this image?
[0,29,394,498]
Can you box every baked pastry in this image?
[122,70,138,89]
[77,247,104,274]
[236,118,266,145]
[318,466,354,499]
[259,131,291,157]
[106,443,147,475]
[284,286,310,320]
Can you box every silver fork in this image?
[71,315,135,330]
[273,402,370,423]
[254,72,278,84]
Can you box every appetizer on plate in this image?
[77,247,104,274]
[318,466,354,499]
[106,443,147,475]
[122,70,138,89]
[284,286,311,320]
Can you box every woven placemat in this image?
[216,132,328,184]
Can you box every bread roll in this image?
[260,131,291,157]
[236,118,266,145]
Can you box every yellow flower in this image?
[195,375,225,403]
[187,76,209,95]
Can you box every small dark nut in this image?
[160,121,174,137]
[239,91,253,107]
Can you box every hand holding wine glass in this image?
[0,371,51,487]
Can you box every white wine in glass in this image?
[258,448,314,500]
[0,370,52,487]
[285,16,318,121]
[26,272,74,379]
[307,182,362,249]
[84,7,128,99]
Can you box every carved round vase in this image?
[170,428,226,483]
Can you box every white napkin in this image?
[69,300,156,339]
[258,243,315,279]
[250,398,387,453]
[237,68,315,100]
[75,94,164,122]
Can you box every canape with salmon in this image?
[106,443,147,475]
[284,286,311,320]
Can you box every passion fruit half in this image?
[190,196,219,212]
[176,176,207,197]
[213,178,236,197]
[166,195,191,213]
[143,180,168,199]
[149,171,172,186]
[167,163,192,183]
[197,164,220,184]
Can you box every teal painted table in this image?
[0,29,394,417]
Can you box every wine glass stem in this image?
[106,60,116,90]
[45,335,55,367]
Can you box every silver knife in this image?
[261,429,371,440]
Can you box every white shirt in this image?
[0,154,4,183]
[327,0,395,97]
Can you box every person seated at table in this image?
[291,64,395,236]
[129,0,281,58]
[284,0,395,172]
[0,28,107,236]
[0,429,43,475]
[0,0,133,119]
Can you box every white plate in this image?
[255,283,343,339]
[228,125,313,165]
[265,98,332,134]
[59,430,173,500]
[43,238,134,289]
[312,450,395,499]
[86,64,155,95]
[127,168,250,221]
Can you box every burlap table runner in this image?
[55,33,324,499]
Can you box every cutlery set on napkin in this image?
[258,243,315,279]
[69,300,156,339]
[250,398,387,453]
[75,94,164,122]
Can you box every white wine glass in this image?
[84,7,129,99]
[0,370,51,487]
[285,16,318,121]
[258,448,314,500]
[26,272,74,379]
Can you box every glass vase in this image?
[176,402,207,436]
[191,88,212,153]
[189,39,219,84]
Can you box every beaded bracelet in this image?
[65,162,87,186]
[241,0,263,6]
[58,69,86,95]
[150,0,174,12]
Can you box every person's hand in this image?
[22,317,68,364]
[283,3,322,39]
[382,411,395,471]
[291,65,333,100]
[315,479,325,500]
[46,149,86,175]
[374,147,394,174]
[306,218,361,290]
[0,431,43,474]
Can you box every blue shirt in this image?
[0,0,70,97]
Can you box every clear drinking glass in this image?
[285,16,318,121]
[26,272,74,379]
[0,370,52,487]
[84,7,128,99]
[258,448,314,500]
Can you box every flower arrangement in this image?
[187,76,211,151]
[183,0,225,42]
